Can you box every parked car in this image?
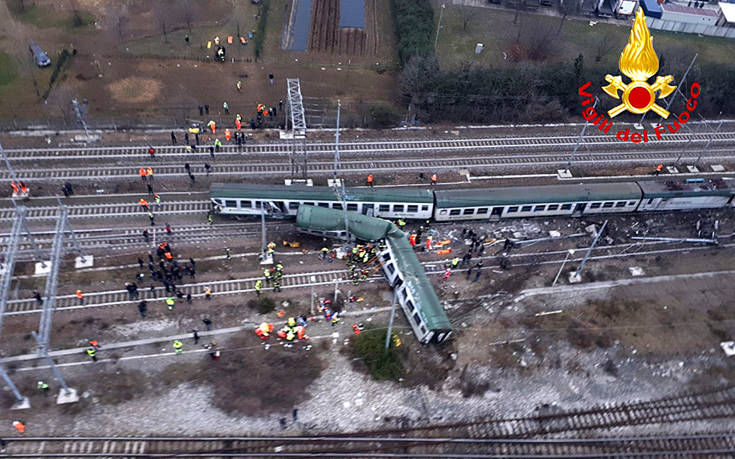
[29,41,51,67]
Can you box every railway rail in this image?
[1,432,734,457]
[3,238,728,316]
[0,199,210,222]
[4,131,735,161]
[4,149,735,182]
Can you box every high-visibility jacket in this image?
[173,340,183,351]
[19,183,28,194]
[38,381,49,390]
[264,269,271,278]
[225,129,231,141]
[235,119,241,130]
[139,199,148,206]
[139,168,146,178]
[165,297,175,306]
[147,167,154,177]
[287,317,296,327]
[208,120,216,134]
[86,347,96,357]
[10,182,19,193]
[164,252,173,260]
[431,174,438,183]
[255,280,262,291]
[409,234,416,246]
[367,174,373,183]
[204,287,211,295]
[154,195,161,204]
[76,290,83,299]
[451,257,460,267]
[13,421,25,433]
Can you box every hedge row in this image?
[391,0,435,67]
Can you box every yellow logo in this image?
[602,9,676,118]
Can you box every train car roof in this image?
[434,182,642,207]
[637,178,735,198]
[296,205,393,242]
[385,228,452,331]
[211,183,434,203]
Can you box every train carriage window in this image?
[603,202,614,208]
[407,205,418,213]
[450,209,461,216]
[421,205,429,211]
[412,312,422,325]
[628,201,637,206]
[590,203,601,209]
[386,263,395,274]
[241,200,251,208]
[289,202,299,210]
[406,300,415,312]
[347,203,358,211]
[225,200,237,208]
[615,201,626,208]
[647,198,654,204]
[463,208,475,215]
[420,325,427,335]
[379,204,390,212]
[534,205,545,212]
[477,208,489,214]
[254,200,262,209]
[318,202,329,208]
[521,205,532,212]
[561,204,572,210]
[439,210,447,215]
[303,202,315,207]
[213,199,223,205]
[332,203,343,210]
[547,204,559,211]
[508,206,519,213]
[393,204,405,212]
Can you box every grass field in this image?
[5,0,95,31]
[434,3,735,71]
[0,51,17,86]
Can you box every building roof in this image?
[210,183,434,204]
[434,183,642,208]
[662,3,719,17]
[385,227,452,331]
[296,205,393,241]
[637,178,735,198]
[720,2,735,22]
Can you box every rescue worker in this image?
[10,181,19,196]
[409,233,417,247]
[214,138,222,152]
[208,120,216,134]
[76,289,84,304]
[255,322,273,339]
[235,117,242,130]
[361,269,368,282]
[225,247,232,260]
[154,193,161,206]
[236,80,242,91]
[254,279,262,296]
[139,198,149,210]
[264,268,272,285]
[19,182,28,196]
[147,167,154,180]
[288,317,296,328]
[397,219,406,229]
[12,420,25,433]
[223,101,229,113]
[88,339,101,349]
[352,323,362,335]
[272,277,281,292]
[451,257,460,269]
[139,167,147,181]
[655,163,664,175]
[208,213,214,225]
[149,146,156,157]
[225,128,231,142]
[37,380,49,396]
[431,173,438,185]
[366,174,374,187]
[266,241,276,257]
[165,296,175,310]
[148,212,155,226]
[443,268,451,280]
[425,235,433,251]
[86,347,97,361]
[173,339,183,354]
[204,286,212,300]
[320,247,330,260]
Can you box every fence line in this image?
[646,17,735,39]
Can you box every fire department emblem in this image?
[603,9,676,118]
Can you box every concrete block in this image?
[633,123,644,130]
[686,165,699,173]
[56,387,80,404]
[75,255,94,269]
[10,396,30,410]
[260,254,274,265]
[666,166,679,174]
[720,341,735,357]
[557,169,573,179]
[628,266,645,276]
[711,164,725,172]
[568,271,582,284]
[327,178,343,187]
[35,261,52,275]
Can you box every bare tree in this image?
[557,0,579,35]
[153,2,169,43]
[458,6,473,31]
[594,31,617,62]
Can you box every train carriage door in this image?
[490,207,502,221]
[573,203,585,217]
[362,203,374,216]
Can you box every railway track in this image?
[4,238,728,316]
[1,432,734,457]
[5,149,735,182]
[5,131,735,161]
[0,199,211,222]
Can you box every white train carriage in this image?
[210,184,435,220]
[636,178,735,211]
[433,183,643,221]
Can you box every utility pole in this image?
[72,98,90,140]
[641,53,698,127]
[385,289,399,351]
[566,97,598,172]
[434,4,446,50]
[570,220,608,283]
[332,100,351,242]
[696,120,723,166]
[552,249,576,286]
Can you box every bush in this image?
[351,327,403,381]
[368,105,401,129]
[42,49,72,100]
[391,0,435,67]
[255,296,276,314]
[253,0,270,61]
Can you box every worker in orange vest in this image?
[139,168,147,181]
[409,233,417,247]
[139,198,149,209]
[12,420,25,433]
[425,235,433,251]
[19,182,28,196]
[431,173,438,185]
[147,167,154,180]
[235,118,242,130]
[10,181,19,195]
[655,163,663,175]
[76,289,84,304]
[207,120,216,134]
[225,129,231,142]
[366,174,374,187]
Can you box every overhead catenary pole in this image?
[574,220,608,280]
[72,98,90,140]
[434,4,446,50]
[640,53,698,127]
[385,289,399,351]
[31,331,72,396]
[332,100,351,242]
[567,97,598,171]
[696,120,723,165]
[0,364,26,405]
[56,196,86,262]
[552,249,575,287]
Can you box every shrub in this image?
[368,105,401,129]
[351,327,403,381]
[253,0,270,61]
[391,0,435,67]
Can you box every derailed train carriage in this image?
[296,205,452,344]
[211,178,735,222]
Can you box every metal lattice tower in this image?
[332,100,351,242]
[37,208,67,353]
[286,78,308,178]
